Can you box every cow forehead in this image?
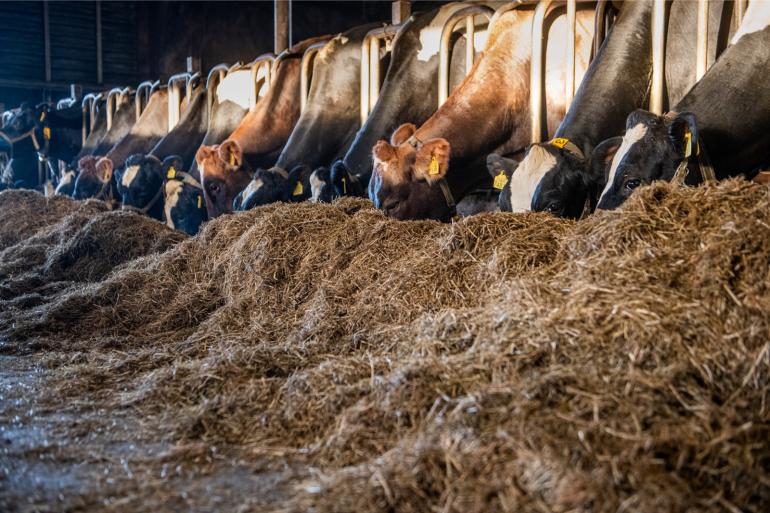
[374,144,416,187]
[309,171,325,202]
[509,146,556,213]
[600,123,648,199]
[121,165,141,187]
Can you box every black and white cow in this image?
[597,2,770,210]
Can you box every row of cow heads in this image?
[72,153,208,234]
[490,109,700,217]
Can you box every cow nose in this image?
[382,198,400,215]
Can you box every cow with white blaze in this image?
[597,1,770,210]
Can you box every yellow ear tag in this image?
[428,155,440,176]
[197,195,203,209]
[341,176,347,194]
[493,171,508,190]
[43,127,51,140]
[39,112,46,122]
[683,132,692,158]
[229,153,235,166]
[293,181,304,196]
[550,137,569,149]
[167,166,177,180]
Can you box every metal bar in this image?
[247,54,276,109]
[392,1,411,25]
[369,36,381,112]
[81,93,101,145]
[735,0,747,27]
[206,63,229,120]
[105,87,124,131]
[465,16,475,75]
[135,80,154,120]
[360,36,371,125]
[696,0,709,80]
[300,42,326,111]
[438,6,495,108]
[359,25,401,124]
[650,0,666,114]
[565,0,577,105]
[593,0,608,57]
[274,0,291,54]
[96,0,103,84]
[43,1,51,83]
[167,72,192,130]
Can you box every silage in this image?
[0,180,768,512]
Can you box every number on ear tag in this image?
[550,137,569,149]
[43,127,51,140]
[167,166,177,179]
[341,176,347,194]
[493,172,508,190]
[197,195,203,209]
[683,132,692,158]
[293,181,304,196]
[428,155,440,176]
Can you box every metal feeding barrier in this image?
[205,63,230,120]
[300,41,329,111]
[360,24,401,125]
[248,54,276,109]
[134,80,158,121]
[81,92,102,145]
[167,72,201,131]
[106,87,132,131]
[437,5,495,108]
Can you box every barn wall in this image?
[0,1,445,112]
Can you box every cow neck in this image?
[150,87,208,165]
[95,103,137,155]
[107,90,169,168]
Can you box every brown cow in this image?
[195,36,331,218]
[370,4,595,221]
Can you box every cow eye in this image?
[546,201,562,214]
[625,179,641,191]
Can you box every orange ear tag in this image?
[428,155,440,176]
[493,172,508,190]
[293,181,304,196]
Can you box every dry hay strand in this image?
[1,180,769,512]
[0,189,108,248]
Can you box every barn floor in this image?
[1,356,295,512]
[0,182,769,513]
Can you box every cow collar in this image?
[122,182,164,215]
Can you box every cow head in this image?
[235,165,309,210]
[486,154,518,213]
[309,166,334,203]
[163,157,208,235]
[597,110,698,210]
[369,123,453,221]
[73,156,113,200]
[54,166,78,196]
[114,154,173,218]
[196,140,252,217]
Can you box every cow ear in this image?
[195,145,215,165]
[95,158,114,183]
[287,165,308,199]
[162,155,184,177]
[487,153,518,180]
[414,138,450,184]
[373,140,396,164]
[390,123,417,146]
[218,140,243,168]
[668,112,698,158]
[589,136,623,184]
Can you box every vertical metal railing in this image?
[205,63,230,121]
[437,5,495,108]
[81,93,101,144]
[134,80,155,121]
[650,0,666,115]
[300,42,328,111]
[247,54,276,109]
[105,87,128,131]
[167,72,197,131]
[360,25,401,124]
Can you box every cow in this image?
[0,102,83,192]
[309,2,493,203]
[235,23,383,211]
[73,88,168,202]
[501,0,736,217]
[369,4,595,221]
[116,84,209,225]
[596,2,770,210]
[195,35,331,217]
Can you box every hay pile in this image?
[1,180,768,512]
